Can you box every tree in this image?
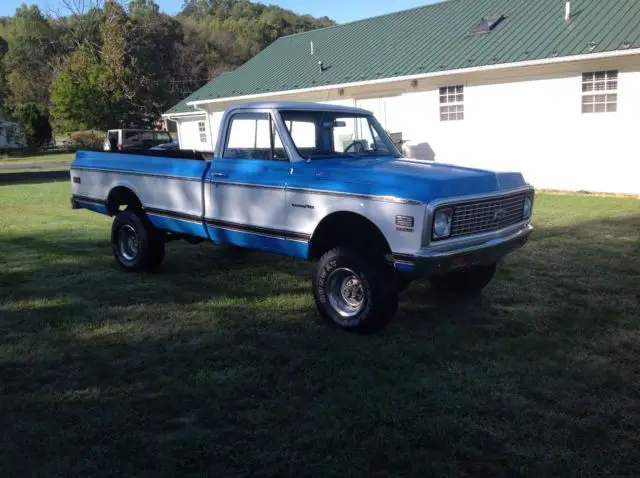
[4,5,57,105]
[50,47,110,132]
[5,0,335,133]
[12,103,53,148]
[0,36,8,115]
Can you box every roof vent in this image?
[565,0,571,23]
[469,14,505,35]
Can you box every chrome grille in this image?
[447,193,527,239]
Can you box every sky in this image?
[0,0,440,24]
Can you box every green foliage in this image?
[0,35,7,115]
[1,0,335,134]
[68,130,104,149]
[50,48,111,132]
[12,103,52,148]
[4,5,56,106]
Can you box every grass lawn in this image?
[0,153,74,166]
[1,182,639,477]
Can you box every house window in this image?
[440,85,464,121]
[582,70,618,114]
[198,121,207,143]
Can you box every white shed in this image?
[0,119,25,150]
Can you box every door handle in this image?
[213,172,228,178]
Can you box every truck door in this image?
[206,110,292,254]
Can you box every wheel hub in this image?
[327,267,365,318]
[118,224,139,261]
[341,277,364,306]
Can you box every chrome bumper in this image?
[393,223,533,276]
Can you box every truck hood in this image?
[306,156,528,203]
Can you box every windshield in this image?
[278,110,401,159]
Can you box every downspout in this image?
[165,116,182,147]
[193,104,215,153]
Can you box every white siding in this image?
[174,54,640,194]
[208,111,223,152]
[397,66,640,194]
[176,116,207,151]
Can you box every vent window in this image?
[469,15,505,35]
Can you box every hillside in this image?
[0,0,334,141]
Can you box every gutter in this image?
[161,111,207,119]
[187,48,640,107]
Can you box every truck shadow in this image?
[1,214,639,476]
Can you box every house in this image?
[0,119,25,151]
[162,0,640,195]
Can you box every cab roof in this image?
[224,101,371,116]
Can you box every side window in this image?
[223,112,288,161]
[285,120,317,149]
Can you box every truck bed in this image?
[70,150,212,238]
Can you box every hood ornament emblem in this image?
[493,208,507,221]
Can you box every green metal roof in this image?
[165,0,640,114]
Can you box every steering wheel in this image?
[344,141,366,153]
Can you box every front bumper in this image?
[393,223,533,276]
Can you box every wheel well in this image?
[308,212,392,260]
[106,186,142,215]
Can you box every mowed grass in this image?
[1,182,639,477]
[0,153,74,166]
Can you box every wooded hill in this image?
[0,0,334,146]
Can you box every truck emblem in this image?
[493,208,507,221]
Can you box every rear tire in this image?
[430,263,496,295]
[312,248,398,333]
[111,210,165,272]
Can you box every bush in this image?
[68,131,103,149]
[12,103,53,149]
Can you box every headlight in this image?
[432,208,453,239]
[523,196,532,220]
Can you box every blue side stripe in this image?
[394,261,416,274]
[147,214,209,239]
[75,200,109,216]
[207,226,308,259]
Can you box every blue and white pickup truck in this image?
[71,102,534,332]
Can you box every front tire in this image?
[111,210,165,272]
[430,263,496,295]
[312,248,398,333]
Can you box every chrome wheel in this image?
[118,224,139,261]
[326,267,365,318]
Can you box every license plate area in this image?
[450,253,481,270]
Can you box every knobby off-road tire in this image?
[111,210,165,272]
[312,248,399,333]
[430,263,497,295]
